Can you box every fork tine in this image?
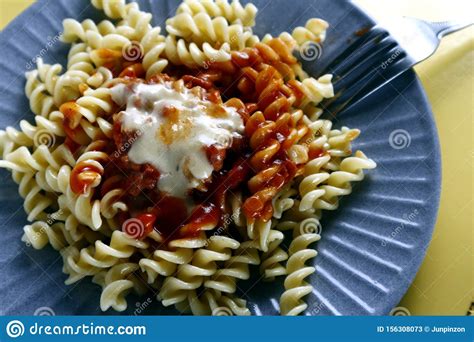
[322,54,412,115]
[321,27,387,76]
[317,15,471,116]
[332,39,401,94]
[318,26,412,115]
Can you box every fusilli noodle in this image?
[0,0,377,316]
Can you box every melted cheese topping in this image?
[111,82,244,198]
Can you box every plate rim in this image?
[0,0,442,316]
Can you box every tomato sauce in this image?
[63,37,312,245]
[308,147,326,160]
[70,161,103,194]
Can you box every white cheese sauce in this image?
[111,81,244,198]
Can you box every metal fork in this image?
[319,16,473,115]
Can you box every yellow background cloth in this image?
[0,0,472,315]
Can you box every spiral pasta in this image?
[22,221,68,251]
[60,88,114,143]
[313,151,376,211]
[62,18,121,43]
[298,154,330,211]
[280,219,321,315]
[176,0,258,27]
[61,230,148,284]
[291,18,329,46]
[159,236,239,306]
[180,289,251,316]
[0,0,377,316]
[166,12,259,49]
[204,236,260,293]
[140,28,168,80]
[67,43,96,76]
[259,229,288,280]
[272,184,297,219]
[91,0,136,20]
[139,248,194,284]
[25,67,56,117]
[94,262,148,311]
[164,35,232,68]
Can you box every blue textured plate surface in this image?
[0,0,441,315]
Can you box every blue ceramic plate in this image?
[0,0,441,315]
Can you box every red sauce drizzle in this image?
[134,213,156,238]
[71,40,312,244]
[70,161,103,194]
[308,147,325,160]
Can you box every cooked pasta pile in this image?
[0,0,376,316]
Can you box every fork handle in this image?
[429,20,473,38]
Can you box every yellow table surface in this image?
[0,0,472,315]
